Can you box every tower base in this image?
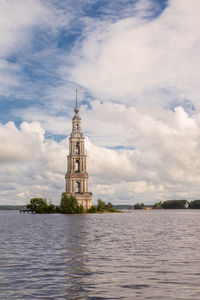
[65,192,92,211]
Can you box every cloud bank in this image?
[1,103,200,204]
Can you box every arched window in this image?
[75,182,80,193]
[75,160,80,172]
[75,143,80,154]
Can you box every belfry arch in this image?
[75,160,80,172]
[75,143,80,155]
[75,182,80,193]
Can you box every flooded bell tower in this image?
[64,90,92,210]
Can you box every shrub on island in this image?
[87,199,118,213]
[87,205,97,213]
[152,201,162,209]
[97,199,117,212]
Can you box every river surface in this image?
[0,210,200,299]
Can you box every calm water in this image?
[0,210,200,299]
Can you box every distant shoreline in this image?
[0,205,25,211]
[0,204,136,211]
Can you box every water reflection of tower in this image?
[62,215,92,298]
[64,90,92,210]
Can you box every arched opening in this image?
[75,143,80,154]
[75,182,80,193]
[75,160,80,172]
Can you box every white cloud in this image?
[70,0,200,107]
[0,121,67,204]
[14,107,71,136]
[0,0,69,56]
[0,0,71,97]
[0,121,44,162]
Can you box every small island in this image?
[21,198,200,214]
[23,196,119,214]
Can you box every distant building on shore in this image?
[64,91,92,210]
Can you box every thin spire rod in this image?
[74,88,79,115]
[76,88,78,107]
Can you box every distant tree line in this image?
[114,204,133,210]
[0,205,24,211]
[25,196,118,214]
[153,199,200,209]
[130,200,200,210]
[189,200,200,209]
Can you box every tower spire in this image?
[74,88,79,117]
[76,88,78,107]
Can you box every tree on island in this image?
[134,203,145,209]
[97,199,106,212]
[152,201,162,209]
[104,201,117,212]
[87,199,117,213]
[97,199,117,212]
[26,198,56,213]
[60,194,84,214]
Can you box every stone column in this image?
[84,180,86,192]
[85,179,88,193]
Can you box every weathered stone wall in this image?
[65,192,92,211]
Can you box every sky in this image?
[1,0,200,205]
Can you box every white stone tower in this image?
[65,90,92,210]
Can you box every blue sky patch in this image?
[0,0,170,137]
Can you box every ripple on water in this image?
[0,210,200,299]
